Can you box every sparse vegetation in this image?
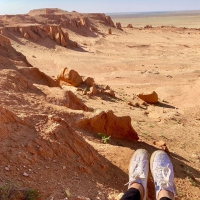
[0,181,38,200]
[24,189,38,200]
[97,133,111,143]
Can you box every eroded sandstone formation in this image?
[105,16,115,27]
[0,25,77,48]
[75,110,139,140]
[0,34,11,46]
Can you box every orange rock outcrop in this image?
[75,110,139,140]
[137,91,158,103]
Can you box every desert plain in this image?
[0,8,200,200]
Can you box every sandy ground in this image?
[0,9,200,199]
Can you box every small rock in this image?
[83,90,87,95]
[104,85,110,90]
[161,145,169,153]
[63,166,66,170]
[144,111,149,115]
[90,85,98,95]
[153,140,166,146]
[23,172,29,177]
[109,90,115,97]
[127,101,132,106]
[5,166,10,171]
[166,75,173,78]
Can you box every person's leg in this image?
[120,149,149,200]
[150,150,176,200]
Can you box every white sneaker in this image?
[125,149,149,200]
[150,150,176,200]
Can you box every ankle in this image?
[158,189,174,200]
[129,182,144,200]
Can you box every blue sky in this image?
[0,0,200,14]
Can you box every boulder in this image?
[83,77,94,87]
[137,91,158,103]
[57,67,83,87]
[75,110,139,140]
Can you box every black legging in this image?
[120,188,172,200]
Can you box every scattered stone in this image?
[83,90,87,95]
[23,172,29,177]
[5,166,10,171]
[104,85,110,90]
[154,140,166,146]
[83,77,95,87]
[137,91,158,103]
[166,75,173,78]
[109,90,115,97]
[153,140,169,153]
[89,85,98,95]
[127,102,132,106]
[132,96,146,107]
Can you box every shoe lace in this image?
[156,164,171,188]
[124,160,146,186]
